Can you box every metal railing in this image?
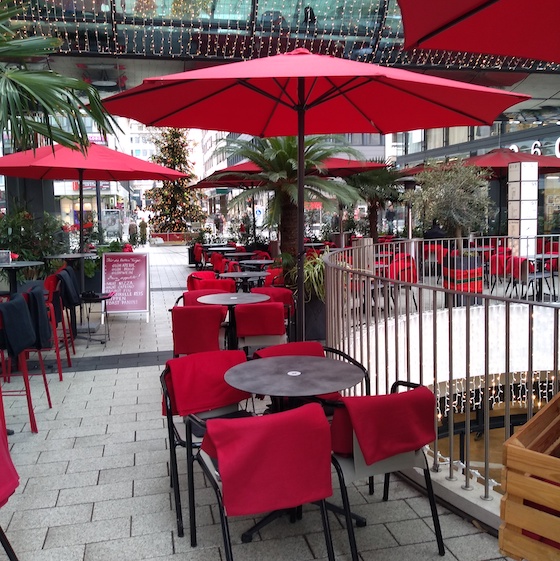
[324,235,560,529]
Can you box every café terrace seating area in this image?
[0,241,551,561]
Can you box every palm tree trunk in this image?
[280,195,299,258]
[368,202,379,243]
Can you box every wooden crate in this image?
[500,392,560,561]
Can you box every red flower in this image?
[83,222,94,229]
[10,253,19,260]
[123,243,133,252]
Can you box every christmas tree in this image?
[146,128,207,233]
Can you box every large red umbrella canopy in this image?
[0,143,187,253]
[399,0,560,62]
[103,47,529,340]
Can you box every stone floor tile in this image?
[44,517,131,549]
[84,531,173,561]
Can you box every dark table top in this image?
[197,292,270,306]
[45,253,98,260]
[219,271,270,280]
[225,355,365,397]
[0,261,44,269]
[239,259,275,267]
[227,252,257,259]
[206,246,236,253]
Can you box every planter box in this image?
[499,392,560,560]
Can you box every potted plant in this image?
[288,249,327,341]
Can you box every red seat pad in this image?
[202,403,332,516]
[166,350,249,416]
[0,418,19,507]
[171,306,224,355]
[235,302,285,337]
[331,387,436,464]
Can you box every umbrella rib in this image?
[414,0,499,45]
[374,76,493,125]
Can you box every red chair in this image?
[44,274,74,366]
[186,271,216,291]
[330,382,444,560]
[195,403,336,561]
[0,411,20,561]
[193,243,210,270]
[160,350,252,539]
[171,306,225,357]
[196,278,236,293]
[234,302,287,352]
[489,252,509,293]
[250,286,295,338]
[0,294,52,433]
[210,252,226,274]
[384,253,418,311]
[263,266,284,286]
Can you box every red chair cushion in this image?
[166,350,249,416]
[202,403,332,516]
[235,302,286,337]
[331,387,436,464]
[0,419,19,507]
[172,306,224,356]
[254,341,324,359]
[197,279,237,293]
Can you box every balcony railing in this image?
[324,235,560,529]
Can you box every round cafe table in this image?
[197,292,270,350]
[219,271,269,292]
[0,261,44,295]
[225,354,365,399]
[239,259,275,270]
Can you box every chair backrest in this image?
[210,252,226,273]
[201,402,332,516]
[331,386,436,464]
[386,254,418,283]
[163,350,250,417]
[263,267,284,287]
[187,271,216,291]
[182,289,227,306]
[234,302,286,338]
[489,252,508,275]
[507,256,534,280]
[254,341,325,359]
[25,286,53,350]
[171,306,224,356]
[226,260,241,272]
[196,278,237,293]
[0,294,36,357]
[250,287,295,317]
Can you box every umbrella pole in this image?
[78,170,85,324]
[296,78,306,341]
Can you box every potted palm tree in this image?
[288,249,326,341]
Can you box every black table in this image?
[225,354,366,541]
[219,271,270,292]
[239,259,275,271]
[206,246,236,254]
[197,292,270,349]
[226,252,257,260]
[0,261,44,295]
[225,355,365,399]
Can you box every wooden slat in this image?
[505,471,560,512]
[503,500,560,544]
[500,526,560,561]
[506,447,560,484]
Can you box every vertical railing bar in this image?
[504,301,512,439]
[447,294,455,481]
[482,298,491,500]
[527,304,534,421]
[463,298,472,490]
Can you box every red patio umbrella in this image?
[398,0,560,63]
[462,148,560,178]
[0,143,187,297]
[0,143,187,254]
[103,47,529,340]
[194,157,387,242]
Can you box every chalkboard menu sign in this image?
[102,252,150,315]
